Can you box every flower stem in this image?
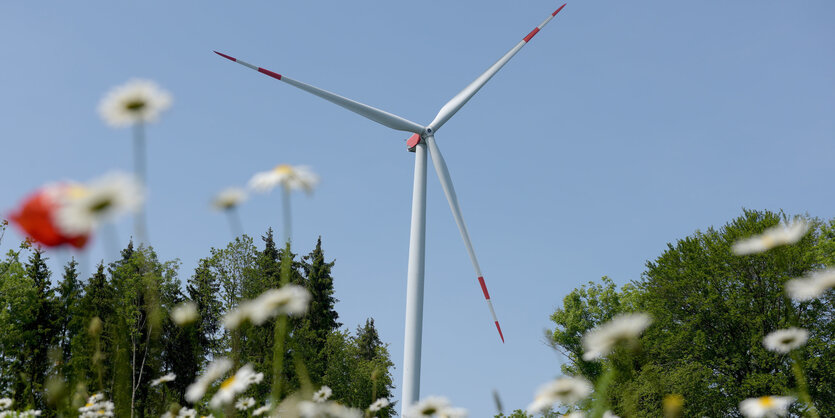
[225,207,244,239]
[270,315,288,403]
[281,185,291,245]
[590,365,616,418]
[791,352,819,418]
[132,122,148,245]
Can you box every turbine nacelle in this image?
[405,127,434,152]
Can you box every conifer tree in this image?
[302,237,341,337]
[187,258,222,359]
[355,318,382,362]
[69,262,115,390]
[56,258,83,377]
[15,248,57,410]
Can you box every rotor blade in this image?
[424,135,504,343]
[427,4,566,132]
[214,51,425,134]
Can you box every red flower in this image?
[8,186,89,249]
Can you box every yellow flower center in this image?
[758,396,775,407]
[220,375,237,390]
[779,337,795,345]
[125,99,147,111]
[66,185,89,199]
[273,165,293,175]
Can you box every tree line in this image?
[547,210,835,417]
[0,224,395,417]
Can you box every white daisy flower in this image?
[177,407,197,418]
[212,187,247,211]
[739,396,793,417]
[298,401,362,418]
[19,411,42,417]
[150,372,177,386]
[405,396,452,417]
[209,364,258,409]
[172,302,199,326]
[54,172,144,235]
[0,398,12,409]
[369,398,389,412]
[603,411,620,418]
[235,397,256,411]
[785,267,835,301]
[78,394,114,417]
[99,79,172,127]
[732,219,809,255]
[185,357,233,403]
[763,328,809,354]
[582,313,652,361]
[223,285,311,329]
[313,386,333,403]
[248,371,264,385]
[252,403,271,416]
[562,413,585,418]
[527,376,593,413]
[248,164,319,194]
[438,406,468,418]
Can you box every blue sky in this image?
[1,1,833,416]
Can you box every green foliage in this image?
[549,210,835,417]
[0,230,396,417]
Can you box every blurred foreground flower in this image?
[150,373,176,387]
[663,394,684,418]
[249,164,318,194]
[252,403,270,416]
[209,364,259,409]
[404,396,468,417]
[79,393,114,417]
[582,313,652,361]
[738,396,793,418]
[186,357,232,403]
[248,164,318,244]
[55,172,144,236]
[212,187,247,210]
[763,328,809,354]
[369,398,390,412]
[732,219,809,255]
[171,302,199,326]
[212,187,247,238]
[0,398,11,409]
[785,268,835,301]
[98,79,172,127]
[223,285,311,329]
[527,376,592,414]
[9,184,89,248]
[298,400,363,418]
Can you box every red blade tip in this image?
[495,322,505,343]
[552,4,566,16]
[214,51,237,62]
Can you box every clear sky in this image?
[1,1,834,416]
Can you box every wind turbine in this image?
[215,3,566,412]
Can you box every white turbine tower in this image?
[215,3,566,412]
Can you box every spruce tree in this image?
[16,248,57,410]
[355,318,382,362]
[56,258,83,377]
[302,237,341,335]
[186,258,222,359]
